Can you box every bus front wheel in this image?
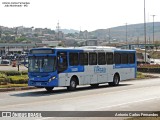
[45,87,54,92]
[108,74,120,86]
[67,78,77,91]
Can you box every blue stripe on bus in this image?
[113,64,136,69]
[62,66,84,73]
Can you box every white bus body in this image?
[28,46,137,91]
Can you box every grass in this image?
[136,72,156,79]
[136,72,146,79]
[8,75,28,81]
[0,84,28,88]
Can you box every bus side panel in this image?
[107,65,114,82]
[58,73,67,86]
[84,65,98,84]
[95,65,108,83]
[58,72,85,86]
[58,65,85,86]
[113,64,136,81]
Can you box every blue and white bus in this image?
[27,46,137,91]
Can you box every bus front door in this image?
[57,52,68,86]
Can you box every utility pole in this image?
[126,23,128,44]
[137,36,139,45]
[56,21,60,41]
[144,0,147,63]
[108,28,111,44]
[0,26,2,40]
[151,15,156,44]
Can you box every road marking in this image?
[94,96,160,110]
[35,117,52,120]
[1,85,160,109]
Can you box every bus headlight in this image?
[48,76,56,82]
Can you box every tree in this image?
[15,37,27,42]
[154,41,160,51]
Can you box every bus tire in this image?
[67,77,77,91]
[90,84,99,87]
[108,74,120,86]
[45,87,54,92]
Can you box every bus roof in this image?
[30,46,136,53]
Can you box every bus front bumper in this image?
[28,79,58,87]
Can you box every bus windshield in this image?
[28,56,56,72]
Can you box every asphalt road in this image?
[0,78,160,120]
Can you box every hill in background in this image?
[59,29,79,34]
[89,22,160,43]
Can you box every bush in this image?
[0,71,29,85]
[0,73,9,83]
[21,71,28,75]
[8,75,28,84]
[0,77,9,85]
[0,71,21,76]
[0,73,7,78]
[0,71,28,76]
[0,77,6,82]
[0,84,28,88]
[136,72,146,79]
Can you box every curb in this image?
[0,86,37,92]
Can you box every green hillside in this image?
[89,22,160,43]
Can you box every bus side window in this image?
[128,53,135,64]
[79,53,88,65]
[98,52,106,65]
[69,52,79,66]
[114,52,121,64]
[89,52,97,65]
[106,52,113,65]
[57,52,68,73]
[121,53,128,64]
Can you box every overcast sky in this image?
[0,0,159,31]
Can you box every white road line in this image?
[94,96,160,110]
[14,97,160,120]
[1,86,160,109]
[35,117,52,120]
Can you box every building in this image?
[117,44,155,50]
[0,43,36,56]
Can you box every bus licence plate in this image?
[36,82,41,86]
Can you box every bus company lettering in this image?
[94,66,106,73]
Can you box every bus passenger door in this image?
[57,52,68,86]
[106,53,114,82]
[85,65,97,84]
[90,66,98,84]
[97,66,107,83]
[89,53,98,84]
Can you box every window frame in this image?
[121,53,128,64]
[98,52,106,65]
[114,52,121,64]
[106,52,113,65]
[89,52,97,65]
[128,53,135,64]
[69,52,79,66]
[79,52,88,65]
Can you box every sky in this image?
[0,0,160,31]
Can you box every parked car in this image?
[0,59,11,66]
